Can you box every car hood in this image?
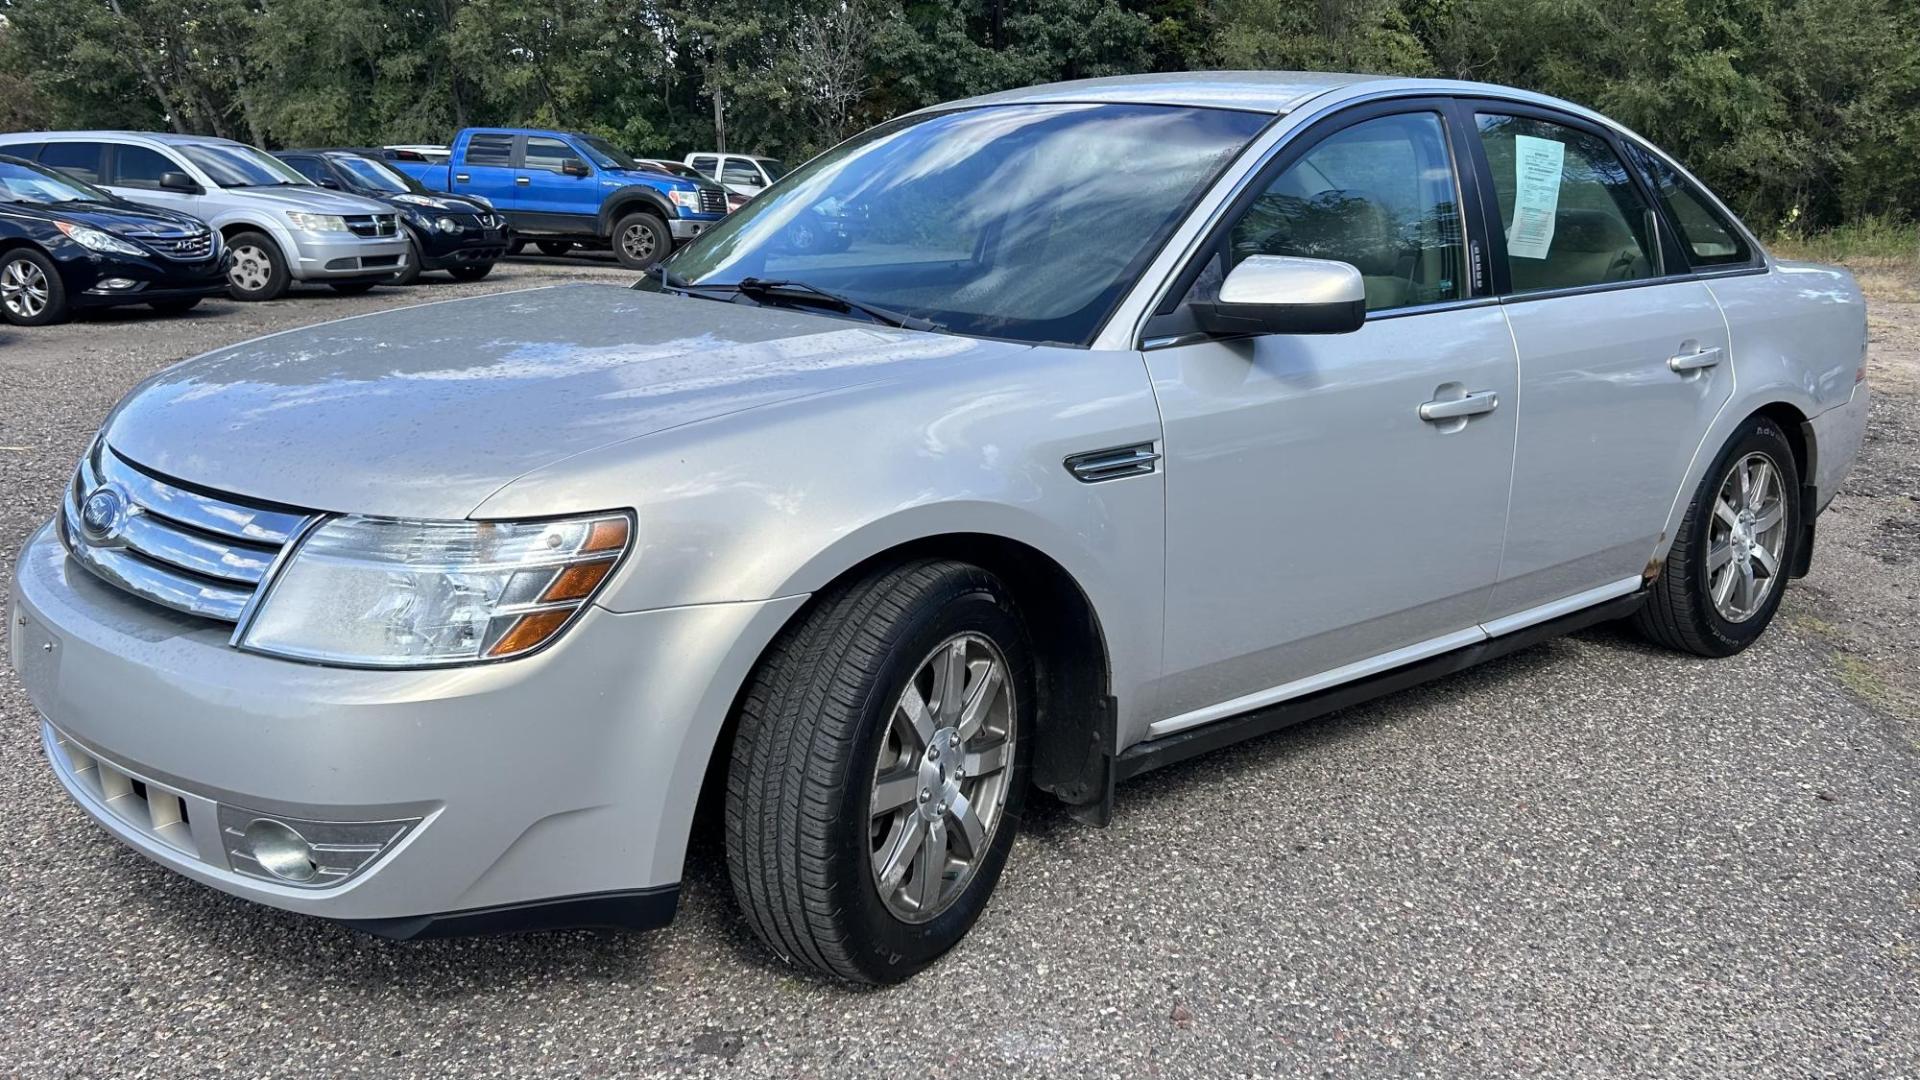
[25,200,207,237]
[382,191,491,214]
[103,284,1003,519]
[217,184,394,215]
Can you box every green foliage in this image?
[0,0,1914,228]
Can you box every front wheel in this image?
[726,560,1033,985]
[390,236,423,286]
[1634,415,1801,657]
[0,249,69,325]
[611,212,669,270]
[225,231,290,301]
[447,262,493,282]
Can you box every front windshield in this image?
[336,155,419,194]
[0,158,113,204]
[179,144,310,188]
[579,135,640,171]
[661,103,1268,345]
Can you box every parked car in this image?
[635,159,751,213]
[0,155,228,325]
[274,149,507,284]
[389,128,728,268]
[381,144,450,164]
[0,132,409,301]
[9,74,1870,987]
[685,152,787,198]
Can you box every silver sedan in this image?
[8,72,1870,984]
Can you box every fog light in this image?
[243,818,317,882]
[435,216,458,233]
[96,278,136,291]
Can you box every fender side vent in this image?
[1065,443,1160,483]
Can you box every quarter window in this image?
[465,134,514,167]
[1184,111,1467,314]
[279,156,331,185]
[1475,114,1657,293]
[524,137,584,173]
[689,155,719,177]
[38,142,105,184]
[1631,147,1754,268]
[111,145,183,189]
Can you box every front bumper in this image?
[670,214,723,241]
[55,248,229,307]
[288,233,411,281]
[9,521,805,933]
[410,219,510,270]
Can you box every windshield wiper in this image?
[734,277,939,332]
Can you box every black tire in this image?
[507,238,526,256]
[611,212,669,269]
[225,231,291,301]
[147,296,202,315]
[391,236,423,286]
[1634,415,1802,657]
[0,248,68,326]
[726,559,1034,985]
[328,280,379,295]
[447,262,493,282]
[536,240,574,257]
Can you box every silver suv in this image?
[0,132,409,300]
[7,74,1871,985]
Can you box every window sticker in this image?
[1506,134,1565,260]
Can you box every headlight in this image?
[285,211,351,232]
[435,216,459,233]
[239,512,632,667]
[393,193,440,208]
[667,189,702,211]
[55,221,144,256]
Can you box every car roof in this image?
[927,71,1388,115]
[0,130,253,148]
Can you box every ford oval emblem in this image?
[78,484,131,544]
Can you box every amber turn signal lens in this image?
[584,517,630,553]
[486,609,574,659]
[542,560,614,603]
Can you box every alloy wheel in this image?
[1,258,49,319]
[620,223,656,262]
[229,244,272,293]
[868,632,1017,924]
[1708,451,1787,622]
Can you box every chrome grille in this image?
[140,232,215,260]
[346,214,399,238]
[60,443,311,622]
[700,188,728,215]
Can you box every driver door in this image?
[1143,102,1520,733]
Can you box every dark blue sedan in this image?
[0,155,228,325]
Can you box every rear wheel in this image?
[447,262,493,282]
[726,560,1032,985]
[611,212,669,269]
[225,232,290,301]
[1634,415,1801,657]
[0,249,69,325]
[535,240,574,257]
[147,296,202,315]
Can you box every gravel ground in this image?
[1,257,1916,1078]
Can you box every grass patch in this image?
[1770,215,1920,265]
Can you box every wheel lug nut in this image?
[918,788,930,803]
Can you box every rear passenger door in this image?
[37,141,106,186]
[454,132,521,210]
[1464,102,1735,621]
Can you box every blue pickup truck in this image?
[389,128,729,269]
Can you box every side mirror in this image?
[1192,255,1366,336]
[562,160,590,178]
[318,178,341,190]
[158,171,202,195]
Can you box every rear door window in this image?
[689,155,719,177]
[464,134,515,167]
[722,159,765,186]
[38,142,106,184]
[2,142,46,163]
[1474,113,1658,293]
[110,144,184,189]
[1630,147,1755,268]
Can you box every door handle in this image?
[1668,346,1723,373]
[454,173,470,183]
[1418,390,1499,422]
[515,176,531,185]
